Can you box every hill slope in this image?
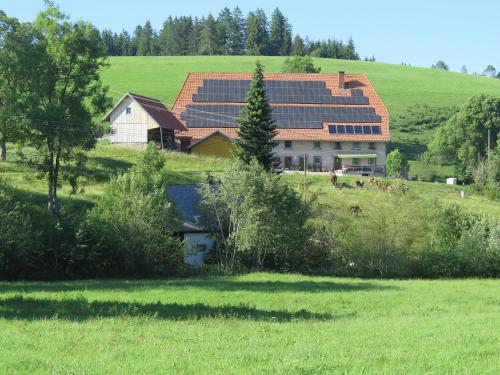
[102,56,500,180]
[102,56,500,118]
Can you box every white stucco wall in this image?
[183,232,214,267]
[109,97,158,143]
[273,140,386,171]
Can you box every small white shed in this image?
[102,92,186,148]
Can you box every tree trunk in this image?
[47,144,61,217]
[0,140,6,162]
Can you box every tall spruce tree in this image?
[199,14,220,55]
[291,34,305,56]
[269,8,292,56]
[236,62,277,169]
[230,7,245,55]
[245,10,268,55]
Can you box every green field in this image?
[2,58,500,374]
[2,144,500,216]
[0,273,498,374]
[101,56,500,178]
[102,56,500,117]
[102,56,500,143]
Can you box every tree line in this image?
[432,60,500,78]
[100,7,360,59]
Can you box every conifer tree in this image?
[245,10,268,55]
[269,8,292,56]
[291,34,305,56]
[236,62,277,169]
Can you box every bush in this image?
[0,180,38,279]
[386,149,409,178]
[200,159,311,271]
[282,55,321,73]
[309,193,500,278]
[73,143,183,277]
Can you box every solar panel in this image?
[192,79,369,104]
[181,104,382,129]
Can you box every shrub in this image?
[0,180,38,279]
[309,193,500,278]
[200,159,311,271]
[74,143,183,277]
[282,55,321,73]
[386,149,409,178]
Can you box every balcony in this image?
[342,165,386,177]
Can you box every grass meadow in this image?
[2,144,500,216]
[101,56,500,178]
[0,273,499,374]
[2,57,500,373]
[102,56,500,117]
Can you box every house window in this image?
[368,158,376,165]
[313,141,321,149]
[313,156,322,167]
[352,158,360,165]
[352,142,360,150]
[368,142,376,150]
[126,107,131,115]
[284,140,292,149]
[284,156,293,169]
[334,142,342,150]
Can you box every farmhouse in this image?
[102,92,186,148]
[166,184,214,266]
[171,71,389,175]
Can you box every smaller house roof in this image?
[166,184,206,233]
[103,92,187,132]
[186,130,233,149]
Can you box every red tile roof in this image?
[129,93,186,132]
[103,92,187,132]
[171,73,389,142]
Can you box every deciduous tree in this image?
[2,5,111,215]
[428,95,500,179]
[282,55,321,73]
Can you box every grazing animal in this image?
[350,204,361,214]
[355,180,365,188]
[330,171,337,186]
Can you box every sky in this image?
[2,0,498,73]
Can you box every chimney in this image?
[338,71,345,90]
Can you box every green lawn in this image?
[0,273,498,374]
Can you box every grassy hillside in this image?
[102,56,500,179]
[102,56,500,116]
[2,144,499,216]
[0,274,498,374]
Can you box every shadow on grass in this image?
[5,185,95,217]
[0,296,338,322]
[86,156,133,183]
[0,278,396,294]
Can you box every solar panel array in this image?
[328,124,382,135]
[181,104,382,129]
[192,79,369,105]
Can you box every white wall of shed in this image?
[109,97,158,143]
